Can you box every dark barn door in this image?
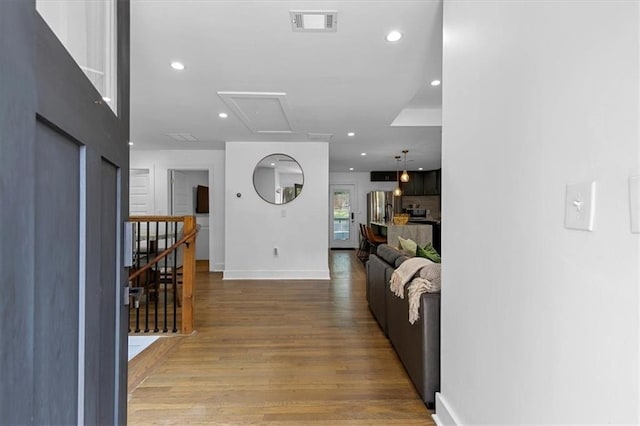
[0,0,130,424]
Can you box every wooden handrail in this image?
[129,225,200,282]
[129,215,187,223]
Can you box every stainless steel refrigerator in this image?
[367,191,395,224]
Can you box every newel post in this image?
[182,215,196,334]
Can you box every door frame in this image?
[329,184,357,249]
[168,168,211,261]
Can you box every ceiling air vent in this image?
[290,10,338,32]
[167,133,198,142]
[307,132,333,142]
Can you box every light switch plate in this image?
[630,176,640,233]
[564,181,596,231]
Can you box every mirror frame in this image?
[252,153,304,205]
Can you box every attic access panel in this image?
[217,91,294,134]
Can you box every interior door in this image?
[130,168,153,215]
[171,170,192,216]
[330,185,356,249]
[0,2,130,425]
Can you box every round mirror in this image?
[253,154,304,204]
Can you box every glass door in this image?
[330,185,356,249]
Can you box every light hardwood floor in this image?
[127,252,435,425]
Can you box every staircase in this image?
[128,215,199,334]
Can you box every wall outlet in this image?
[564,181,596,231]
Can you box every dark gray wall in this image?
[0,1,130,424]
[0,1,37,423]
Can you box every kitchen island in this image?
[370,220,438,249]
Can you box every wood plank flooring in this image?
[127,252,435,425]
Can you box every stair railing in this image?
[128,216,199,334]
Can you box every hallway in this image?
[127,251,434,424]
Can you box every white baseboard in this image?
[222,269,331,280]
[211,262,224,272]
[433,393,462,426]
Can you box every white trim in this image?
[390,107,442,127]
[113,166,123,422]
[223,269,330,280]
[77,146,87,425]
[212,262,225,272]
[104,0,117,115]
[433,393,462,426]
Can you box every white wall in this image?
[224,142,329,279]
[329,172,397,248]
[130,150,225,271]
[438,2,640,425]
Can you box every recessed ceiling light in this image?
[386,30,402,42]
[218,112,228,118]
[430,79,441,86]
[170,61,185,70]
[360,152,367,156]
[270,163,275,167]
[418,167,424,171]
[349,167,354,171]
[102,96,111,102]
[347,132,355,137]
[128,141,134,146]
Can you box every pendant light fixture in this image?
[393,156,403,196]
[400,149,410,183]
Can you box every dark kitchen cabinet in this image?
[370,171,398,182]
[401,172,421,195]
[423,170,439,195]
[400,169,441,195]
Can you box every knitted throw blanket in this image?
[407,277,441,324]
[389,257,433,298]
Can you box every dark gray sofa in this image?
[365,244,441,409]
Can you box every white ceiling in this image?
[130,0,443,172]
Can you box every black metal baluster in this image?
[172,220,178,333]
[129,222,135,333]
[144,221,150,333]
[162,221,169,332]
[135,221,141,333]
[153,220,159,332]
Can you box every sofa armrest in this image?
[366,254,393,334]
[386,287,440,408]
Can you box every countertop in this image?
[370,221,389,227]
[386,222,434,247]
[370,220,440,227]
[408,218,441,225]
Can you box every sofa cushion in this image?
[394,255,410,268]
[376,244,405,265]
[398,236,418,256]
[416,242,441,263]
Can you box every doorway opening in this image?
[169,169,210,263]
[330,184,356,249]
